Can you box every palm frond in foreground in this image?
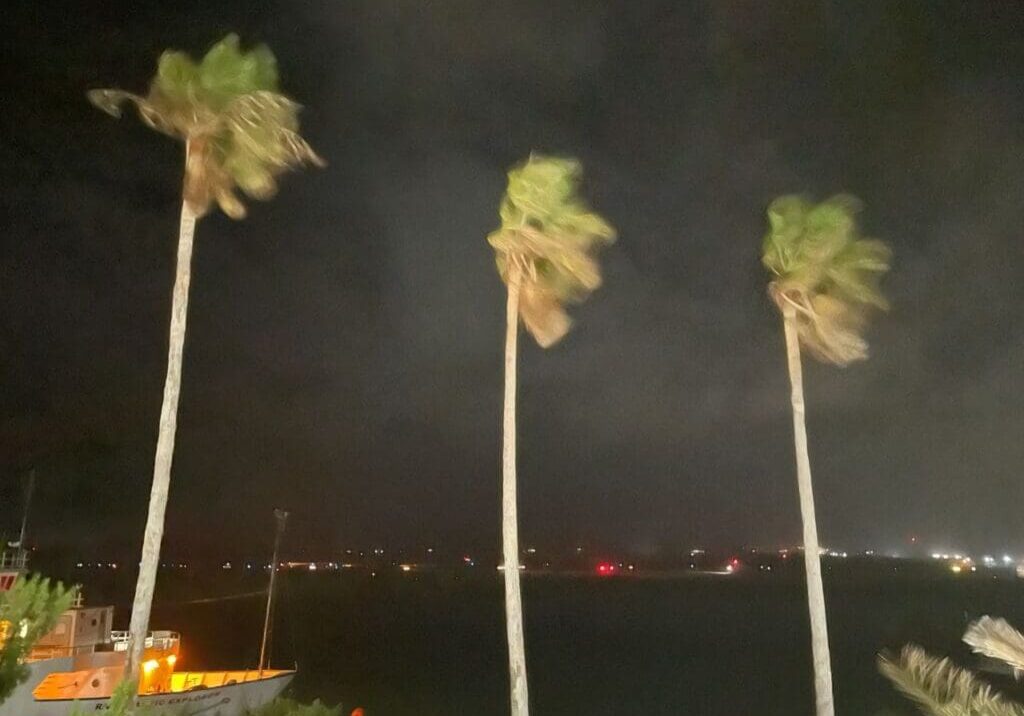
[964,616,1024,676]
[880,616,1024,716]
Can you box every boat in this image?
[2,529,294,715]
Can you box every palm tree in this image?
[89,34,323,685]
[487,155,615,716]
[761,194,891,716]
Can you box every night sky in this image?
[3,1,1024,559]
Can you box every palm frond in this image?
[220,91,325,198]
[87,89,178,137]
[879,645,1024,716]
[488,154,615,347]
[776,289,870,366]
[964,617,1024,675]
[762,194,891,366]
[88,34,322,219]
[519,282,572,348]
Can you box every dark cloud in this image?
[3,0,1024,558]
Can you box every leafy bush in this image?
[0,574,78,703]
[72,688,342,716]
[247,697,342,716]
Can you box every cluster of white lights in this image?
[929,553,1017,568]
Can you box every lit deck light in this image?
[166,654,177,666]
[142,659,159,674]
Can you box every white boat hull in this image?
[1,662,294,716]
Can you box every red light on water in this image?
[596,562,616,576]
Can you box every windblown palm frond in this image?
[488,155,615,347]
[879,645,1024,716]
[964,617,1024,676]
[762,194,891,366]
[89,33,324,219]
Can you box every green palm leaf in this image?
[488,155,615,347]
[762,194,891,365]
[88,33,323,219]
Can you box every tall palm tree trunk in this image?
[501,265,530,716]
[782,303,835,716]
[124,197,197,685]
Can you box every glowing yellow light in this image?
[950,564,962,574]
[166,655,177,666]
[142,659,159,673]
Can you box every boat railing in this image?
[110,630,180,652]
[0,548,28,570]
[27,643,100,661]
[172,669,286,691]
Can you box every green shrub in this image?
[70,687,341,716]
[0,574,78,704]
[247,698,342,716]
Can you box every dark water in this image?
[79,568,1024,715]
